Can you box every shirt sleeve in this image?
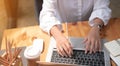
[39,0,61,35]
[89,0,111,26]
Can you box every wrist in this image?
[91,26,101,34]
[50,26,64,40]
[93,18,104,30]
[92,23,103,30]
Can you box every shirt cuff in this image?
[89,11,111,27]
[47,23,62,36]
[89,17,106,27]
[39,20,62,36]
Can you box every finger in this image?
[96,40,101,52]
[64,42,73,57]
[68,43,73,57]
[94,41,99,53]
[85,40,90,54]
[60,46,68,57]
[94,41,98,53]
[98,40,101,51]
[57,45,67,57]
[83,38,88,49]
[62,43,70,57]
[90,40,95,54]
[57,47,63,57]
[83,37,88,44]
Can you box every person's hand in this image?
[55,34,73,57]
[50,25,73,57]
[83,27,101,54]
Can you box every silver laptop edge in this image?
[46,37,111,66]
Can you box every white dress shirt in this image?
[39,0,111,34]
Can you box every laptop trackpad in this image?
[69,37,85,50]
[69,37,106,50]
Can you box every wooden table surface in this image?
[1,18,120,66]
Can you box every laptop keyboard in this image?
[51,50,105,66]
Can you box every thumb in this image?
[82,37,88,44]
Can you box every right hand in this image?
[55,35,73,57]
[50,25,73,57]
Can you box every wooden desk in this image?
[1,18,120,66]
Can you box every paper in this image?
[104,38,120,66]
[110,54,120,66]
[104,40,120,57]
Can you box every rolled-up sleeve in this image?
[39,0,61,34]
[89,0,111,26]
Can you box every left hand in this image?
[83,27,101,54]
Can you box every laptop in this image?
[46,37,111,66]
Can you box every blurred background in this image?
[0,0,120,47]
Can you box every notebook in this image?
[46,37,111,66]
[104,38,120,66]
